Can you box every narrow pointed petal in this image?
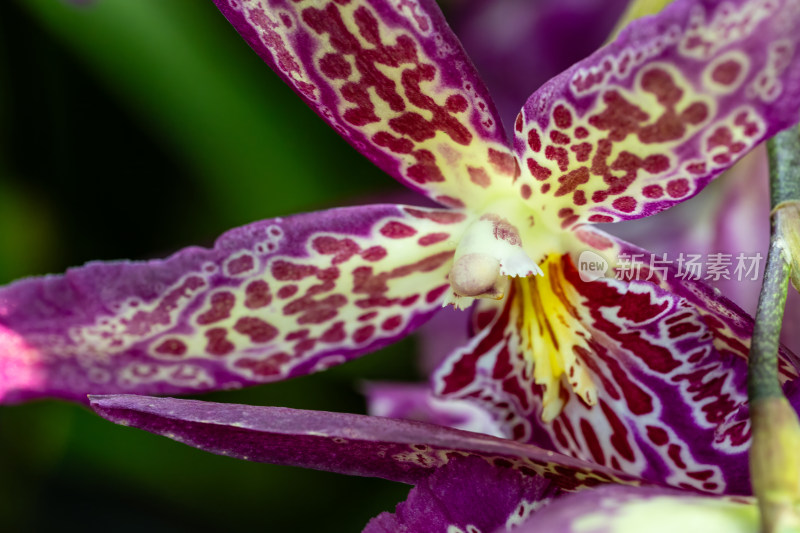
[364,382,503,437]
[513,0,800,228]
[0,205,466,403]
[364,454,560,533]
[213,0,514,209]
[434,235,800,495]
[514,485,758,533]
[89,394,641,490]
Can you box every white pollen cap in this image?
[449,253,501,297]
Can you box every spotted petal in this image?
[213,0,514,209]
[513,0,800,228]
[434,234,800,496]
[89,394,641,491]
[0,204,467,403]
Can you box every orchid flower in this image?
[3,0,800,498]
[89,394,764,533]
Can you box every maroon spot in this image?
[570,142,592,162]
[711,59,742,85]
[319,52,352,79]
[541,183,551,193]
[155,338,187,356]
[643,154,669,173]
[278,285,299,299]
[526,158,551,180]
[574,126,589,139]
[686,162,706,175]
[550,131,570,145]
[381,315,403,330]
[713,154,731,165]
[418,232,449,246]
[353,324,375,343]
[227,254,254,275]
[358,311,378,321]
[553,104,573,129]
[580,419,606,465]
[380,221,417,238]
[668,321,701,338]
[321,321,346,343]
[573,190,586,205]
[445,94,468,113]
[286,329,309,341]
[646,425,669,446]
[588,90,649,142]
[681,102,708,125]
[434,195,465,208]
[642,184,664,198]
[527,129,541,152]
[515,113,523,132]
[404,209,467,224]
[205,328,234,356]
[488,148,519,177]
[687,470,715,481]
[244,280,272,309]
[361,246,387,262]
[197,292,236,325]
[554,167,589,197]
[313,236,360,265]
[426,285,448,303]
[234,316,278,343]
[668,444,686,469]
[545,145,569,171]
[521,184,532,199]
[271,260,317,281]
[401,294,420,306]
[408,150,446,184]
[588,214,613,223]
[666,179,690,198]
[560,215,579,228]
[468,166,490,187]
[641,68,682,106]
[612,196,637,213]
[373,131,413,154]
[600,401,635,461]
[235,352,291,377]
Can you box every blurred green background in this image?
[0,1,425,530]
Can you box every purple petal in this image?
[513,0,800,227]
[364,382,503,436]
[451,0,629,130]
[213,0,514,209]
[89,394,642,490]
[513,484,757,532]
[364,454,560,533]
[434,236,800,495]
[0,204,467,403]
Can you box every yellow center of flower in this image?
[514,254,597,422]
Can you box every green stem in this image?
[747,238,789,403]
[767,126,800,210]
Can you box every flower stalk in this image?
[749,125,800,533]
